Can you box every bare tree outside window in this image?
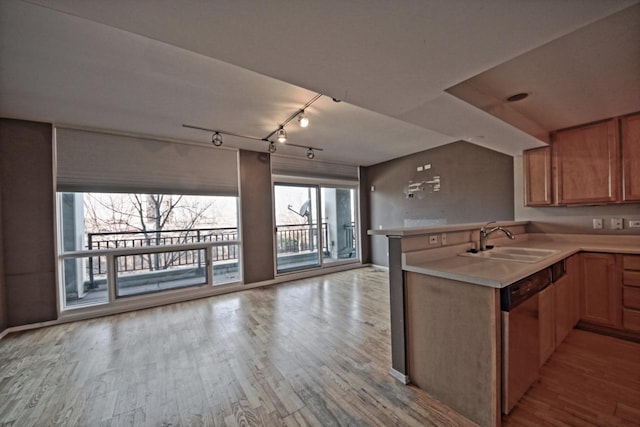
[83,193,237,272]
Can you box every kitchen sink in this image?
[459,246,559,263]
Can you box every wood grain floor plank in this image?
[503,328,640,426]
[4,268,635,426]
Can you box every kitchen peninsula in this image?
[369,222,640,427]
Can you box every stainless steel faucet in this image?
[479,221,516,251]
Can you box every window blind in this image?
[271,155,359,183]
[56,128,239,196]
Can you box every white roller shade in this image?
[271,155,359,183]
[56,128,239,196]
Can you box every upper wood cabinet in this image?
[621,112,640,201]
[523,112,638,206]
[523,146,552,206]
[553,119,620,205]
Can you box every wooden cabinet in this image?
[553,119,620,204]
[523,146,552,206]
[621,112,640,201]
[555,255,579,345]
[623,255,640,332]
[580,253,622,328]
[539,255,580,367]
[523,112,639,207]
[538,283,555,366]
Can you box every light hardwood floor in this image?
[1,268,639,426]
[0,268,473,426]
[502,328,640,426]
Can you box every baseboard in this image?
[241,262,369,290]
[0,319,61,340]
[369,264,389,271]
[576,322,640,343]
[389,368,409,384]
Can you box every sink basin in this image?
[459,246,559,263]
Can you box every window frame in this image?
[55,192,242,313]
[271,177,361,276]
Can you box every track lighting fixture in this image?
[182,93,324,158]
[276,127,287,143]
[211,132,223,146]
[298,111,309,128]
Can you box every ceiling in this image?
[1,0,638,166]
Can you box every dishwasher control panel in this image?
[501,268,552,311]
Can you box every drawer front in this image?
[623,270,640,287]
[624,287,640,310]
[623,308,640,332]
[623,255,640,271]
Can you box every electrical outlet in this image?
[593,218,603,229]
[611,218,623,230]
[629,220,640,228]
[441,234,447,245]
[429,235,438,245]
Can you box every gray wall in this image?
[359,166,371,264]
[366,141,514,266]
[513,156,640,234]
[239,150,275,284]
[0,118,57,327]
[0,182,6,333]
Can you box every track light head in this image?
[276,127,287,143]
[211,132,223,146]
[298,111,309,128]
[268,142,277,153]
[306,148,315,159]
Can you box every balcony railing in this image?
[275,223,329,255]
[63,222,358,307]
[86,224,348,285]
[87,227,239,287]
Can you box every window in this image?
[59,192,240,309]
[320,187,357,263]
[271,155,360,274]
[55,127,241,311]
[273,185,358,274]
[274,184,321,273]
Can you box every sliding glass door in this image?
[320,187,357,264]
[274,184,321,273]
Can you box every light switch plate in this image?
[629,220,640,228]
[593,218,603,229]
[611,218,623,230]
[429,235,438,245]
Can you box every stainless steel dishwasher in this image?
[500,267,552,414]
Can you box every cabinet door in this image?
[621,112,640,201]
[523,146,552,206]
[553,120,620,204]
[580,253,622,328]
[567,255,581,326]
[555,255,581,330]
[622,254,640,332]
[539,284,555,366]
